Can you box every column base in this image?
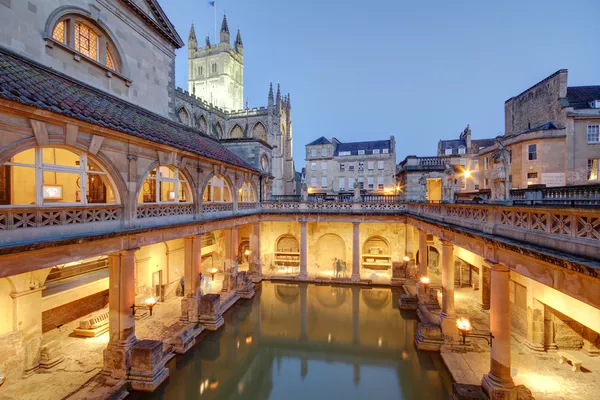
[129,340,170,392]
[351,274,361,283]
[199,294,225,331]
[481,372,516,400]
[524,341,545,352]
[164,324,200,354]
[297,272,308,280]
[440,313,458,340]
[103,343,134,380]
[390,278,406,286]
[236,271,256,299]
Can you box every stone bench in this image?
[74,308,109,337]
[558,350,582,372]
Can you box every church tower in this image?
[188,15,244,111]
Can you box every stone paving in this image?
[442,286,600,400]
[0,292,206,400]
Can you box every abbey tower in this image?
[188,15,244,111]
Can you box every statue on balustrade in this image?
[442,166,456,203]
[490,141,510,202]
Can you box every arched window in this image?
[51,16,121,72]
[203,175,231,203]
[198,115,207,133]
[178,108,190,126]
[261,154,269,172]
[238,181,256,202]
[138,166,191,204]
[230,124,244,138]
[215,122,224,138]
[252,122,267,142]
[0,147,118,206]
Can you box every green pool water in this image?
[131,282,452,399]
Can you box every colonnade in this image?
[414,229,516,399]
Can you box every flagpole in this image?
[214,0,217,45]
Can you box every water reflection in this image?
[132,282,451,400]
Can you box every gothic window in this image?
[138,166,191,204]
[215,122,224,138]
[50,16,120,72]
[178,107,190,126]
[261,155,269,172]
[198,115,207,133]
[0,147,118,206]
[252,122,267,142]
[230,124,244,138]
[211,63,217,74]
[203,175,231,203]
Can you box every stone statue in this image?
[301,182,308,201]
[442,166,456,203]
[418,174,427,202]
[490,141,510,201]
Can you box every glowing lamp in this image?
[403,255,410,262]
[245,335,253,344]
[144,297,157,316]
[464,170,472,179]
[419,276,431,292]
[244,249,251,256]
[209,268,218,281]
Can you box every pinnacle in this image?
[188,23,197,41]
[235,29,243,46]
[221,14,229,33]
[268,83,274,101]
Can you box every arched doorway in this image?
[273,234,300,275]
[315,234,346,278]
[415,246,441,276]
[361,236,392,273]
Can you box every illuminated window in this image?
[588,159,599,180]
[202,175,230,203]
[0,147,118,206]
[238,181,256,202]
[52,20,66,43]
[528,144,537,161]
[50,17,120,72]
[139,166,191,204]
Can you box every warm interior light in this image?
[244,249,251,256]
[245,335,253,344]
[464,170,471,179]
[403,255,410,262]
[210,268,218,274]
[456,316,472,333]
[420,276,431,285]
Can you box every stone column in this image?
[183,234,203,297]
[299,221,308,279]
[417,229,428,296]
[249,222,262,279]
[222,227,238,294]
[351,222,361,282]
[482,261,516,400]
[104,248,138,379]
[480,264,491,310]
[12,286,45,376]
[440,240,456,336]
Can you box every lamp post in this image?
[131,297,158,317]
[403,255,410,278]
[209,268,218,281]
[456,316,494,346]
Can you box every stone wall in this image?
[504,70,567,136]
[509,280,528,337]
[41,289,108,333]
[0,330,25,380]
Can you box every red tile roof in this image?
[0,48,257,172]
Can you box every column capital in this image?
[352,221,360,227]
[484,259,510,272]
[440,239,453,247]
[299,219,307,226]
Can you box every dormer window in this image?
[445,148,452,155]
[590,100,600,109]
[458,146,466,155]
[50,16,121,72]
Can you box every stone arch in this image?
[238,180,257,202]
[0,142,124,206]
[416,245,441,276]
[275,284,299,304]
[230,124,244,139]
[252,122,267,142]
[275,234,299,253]
[197,115,207,133]
[362,236,391,256]
[361,289,391,310]
[201,173,234,203]
[315,285,347,308]
[45,6,128,75]
[177,107,191,126]
[315,233,346,274]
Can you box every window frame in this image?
[141,166,193,204]
[587,125,600,143]
[1,147,119,207]
[527,144,537,161]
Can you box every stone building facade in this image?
[478,70,600,189]
[304,136,397,195]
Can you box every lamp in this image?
[244,249,251,256]
[464,170,472,179]
[209,268,218,281]
[419,276,431,290]
[456,316,494,346]
[131,297,158,317]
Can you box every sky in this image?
[160,0,600,165]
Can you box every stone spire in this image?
[276,84,281,110]
[235,29,243,46]
[188,23,197,42]
[268,83,274,106]
[220,14,230,44]
[205,35,211,48]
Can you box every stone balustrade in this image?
[0,205,121,230]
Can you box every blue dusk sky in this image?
[160,0,600,165]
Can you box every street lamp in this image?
[456,316,494,346]
[131,297,158,317]
[463,169,472,179]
